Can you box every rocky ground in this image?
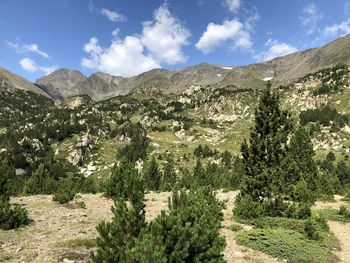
[1,192,350,263]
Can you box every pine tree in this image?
[24,163,57,194]
[161,157,177,191]
[193,158,206,186]
[285,126,318,191]
[144,157,161,191]
[240,83,293,202]
[91,166,146,262]
[0,157,14,202]
[335,160,350,185]
[150,187,226,262]
[0,157,29,230]
[105,159,139,199]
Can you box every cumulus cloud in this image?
[256,39,298,62]
[81,36,160,77]
[324,19,350,37]
[82,4,190,77]
[225,0,241,13]
[19,57,57,74]
[7,41,50,58]
[100,8,127,22]
[195,19,252,53]
[19,58,38,72]
[141,4,191,64]
[300,3,323,34]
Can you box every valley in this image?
[2,34,350,263]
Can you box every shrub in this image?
[53,178,76,204]
[0,201,29,230]
[105,159,140,199]
[230,224,243,232]
[233,194,265,219]
[304,219,320,240]
[339,205,350,218]
[24,163,58,194]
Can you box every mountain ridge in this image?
[2,34,350,101]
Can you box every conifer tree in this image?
[150,187,226,262]
[24,163,57,194]
[0,157,29,230]
[105,159,139,199]
[161,157,177,191]
[284,126,318,191]
[91,165,146,262]
[144,157,161,191]
[240,83,293,202]
[0,157,14,202]
[193,158,206,186]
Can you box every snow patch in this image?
[263,77,273,81]
[222,66,233,70]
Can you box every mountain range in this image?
[2,34,350,101]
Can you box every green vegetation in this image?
[237,228,334,262]
[0,157,29,230]
[92,158,226,262]
[300,105,348,128]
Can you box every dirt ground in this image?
[2,191,350,263]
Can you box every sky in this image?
[1,0,350,82]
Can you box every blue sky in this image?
[1,0,350,81]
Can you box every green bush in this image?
[313,208,350,223]
[53,178,76,204]
[237,228,333,262]
[24,163,58,195]
[339,205,350,218]
[233,194,265,219]
[304,219,320,240]
[0,201,29,230]
[230,224,243,232]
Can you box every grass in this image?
[237,228,336,263]
[57,238,96,249]
[230,223,243,232]
[235,215,340,263]
[313,207,350,223]
[0,253,16,261]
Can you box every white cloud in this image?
[324,19,350,37]
[141,4,191,64]
[82,4,191,77]
[100,8,127,22]
[7,41,50,58]
[81,36,160,77]
[195,19,252,54]
[19,57,58,75]
[225,0,241,13]
[300,3,322,34]
[256,39,298,62]
[19,58,38,72]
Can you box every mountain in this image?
[74,72,128,101]
[36,68,87,99]
[0,67,49,97]
[33,34,350,101]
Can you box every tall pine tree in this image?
[240,83,293,202]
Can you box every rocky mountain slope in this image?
[0,67,49,97]
[32,34,350,101]
[36,69,87,99]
